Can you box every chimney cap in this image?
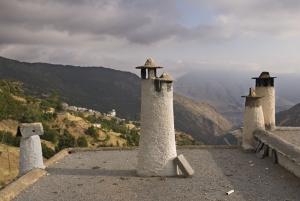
[136,58,164,69]
[252,71,276,79]
[18,123,44,138]
[242,88,262,99]
[159,72,173,82]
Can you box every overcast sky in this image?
[1,0,300,77]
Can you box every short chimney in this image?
[242,88,265,151]
[19,123,45,175]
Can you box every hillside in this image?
[276,103,300,126]
[174,94,232,144]
[0,56,232,143]
[0,56,140,120]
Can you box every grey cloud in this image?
[0,0,183,45]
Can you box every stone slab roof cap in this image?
[18,123,44,138]
[252,71,276,79]
[136,58,164,69]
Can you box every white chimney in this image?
[242,88,265,151]
[252,72,276,130]
[136,58,177,176]
[18,123,45,175]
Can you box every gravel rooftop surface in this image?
[273,130,300,147]
[14,148,300,201]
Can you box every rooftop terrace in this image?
[12,148,300,201]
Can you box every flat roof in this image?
[14,148,300,201]
[272,128,300,148]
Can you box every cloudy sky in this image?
[1,0,300,77]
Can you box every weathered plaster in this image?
[137,78,177,176]
[243,105,265,151]
[19,123,45,176]
[255,87,275,130]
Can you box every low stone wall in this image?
[254,128,300,177]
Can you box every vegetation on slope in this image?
[0,56,233,144]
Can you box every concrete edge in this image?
[44,148,72,167]
[254,129,300,164]
[0,148,72,201]
[0,169,47,201]
[275,127,300,131]
[177,145,238,149]
[69,145,238,152]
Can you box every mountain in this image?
[174,94,232,144]
[0,56,140,120]
[0,56,232,144]
[175,70,300,126]
[276,103,300,126]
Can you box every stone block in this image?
[18,123,44,138]
[174,154,194,177]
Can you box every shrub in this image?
[41,129,59,144]
[120,128,140,146]
[41,143,56,159]
[77,136,88,147]
[40,92,63,112]
[85,126,98,139]
[55,130,76,151]
[0,131,20,147]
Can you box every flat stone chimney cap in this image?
[159,72,173,82]
[17,123,44,138]
[252,71,276,79]
[136,58,164,69]
[242,88,262,99]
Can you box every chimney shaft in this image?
[252,72,276,130]
[136,58,177,176]
[242,88,265,151]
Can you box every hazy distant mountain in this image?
[276,103,300,127]
[0,56,232,144]
[175,70,300,126]
[174,94,232,144]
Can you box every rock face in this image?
[276,103,300,126]
[174,94,232,144]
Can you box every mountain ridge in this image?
[276,103,300,127]
[0,56,232,144]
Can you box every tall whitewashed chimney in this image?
[18,123,45,175]
[252,72,276,130]
[136,58,177,177]
[242,88,265,151]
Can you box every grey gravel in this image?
[14,148,300,201]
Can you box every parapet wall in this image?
[254,127,300,177]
